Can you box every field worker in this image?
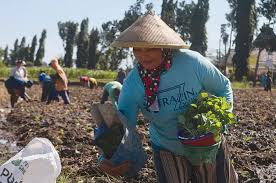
[99,11,238,182]
[264,71,273,98]
[89,77,98,89]
[260,73,267,88]
[116,68,126,84]
[80,75,89,87]
[38,72,59,103]
[5,60,32,107]
[10,60,28,81]
[49,58,70,104]
[100,81,122,109]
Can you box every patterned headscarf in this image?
[138,50,173,112]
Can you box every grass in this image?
[248,54,257,66]
[231,81,251,89]
[0,66,117,80]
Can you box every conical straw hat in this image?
[111,11,188,49]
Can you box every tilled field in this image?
[0,82,275,183]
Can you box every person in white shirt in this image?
[5,60,31,107]
[10,60,28,81]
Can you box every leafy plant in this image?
[178,92,236,142]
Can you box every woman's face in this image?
[133,48,162,70]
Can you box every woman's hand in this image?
[98,159,129,176]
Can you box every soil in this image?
[0,82,275,182]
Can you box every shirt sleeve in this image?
[117,79,139,127]
[195,53,233,110]
[109,89,117,109]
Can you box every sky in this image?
[0,0,231,64]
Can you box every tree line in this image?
[2,30,46,67]
[1,0,276,81]
[0,0,209,70]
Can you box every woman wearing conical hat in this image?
[100,11,237,182]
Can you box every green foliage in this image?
[248,54,257,66]
[88,28,100,69]
[96,0,145,70]
[3,46,8,65]
[190,0,209,56]
[176,1,196,42]
[101,20,118,48]
[253,24,276,51]
[97,52,109,70]
[161,0,177,30]
[117,0,144,32]
[58,21,79,67]
[257,0,276,24]
[233,0,257,81]
[100,21,128,70]
[29,35,37,64]
[178,92,236,142]
[226,0,238,32]
[76,18,89,68]
[0,47,4,62]
[231,81,250,88]
[0,66,117,80]
[145,2,154,11]
[17,37,27,61]
[35,29,47,66]
[0,66,9,78]
[10,39,19,66]
[221,24,229,46]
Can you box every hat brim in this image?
[111,41,189,49]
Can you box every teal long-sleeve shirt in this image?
[103,81,122,108]
[118,49,233,155]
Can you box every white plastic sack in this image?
[0,138,61,183]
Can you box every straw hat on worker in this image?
[111,10,188,49]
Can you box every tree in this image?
[117,0,144,32]
[4,46,9,64]
[176,1,196,42]
[190,0,209,56]
[100,21,128,70]
[252,24,276,86]
[10,39,19,65]
[257,0,276,24]
[161,0,177,30]
[17,37,26,60]
[220,24,229,74]
[0,47,4,62]
[145,2,154,11]
[97,52,108,70]
[35,29,47,66]
[226,0,238,52]
[87,28,100,69]
[23,45,30,63]
[19,37,26,48]
[58,21,78,67]
[29,35,37,64]
[76,18,89,68]
[233,0,257,81]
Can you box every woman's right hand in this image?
[98,159,129,176]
